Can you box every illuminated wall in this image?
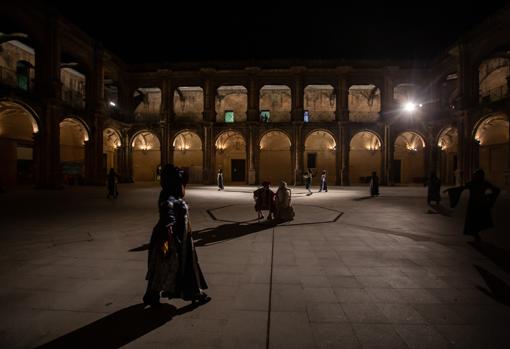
[348,85,381,122]
[349,131,382,184]
[259,85,291,122]
[303,85,336,122]
[215,86,247,123]
[303,130,337,183]
[173,131,203,183]
[132,131,160,182]
[259,130,292,183]
[174,87,204,122]
[394,132,425,184]
[215,131,246,183]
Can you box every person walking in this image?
[304,169,313,194]
[319,170,328,192]
[369,171,379,197]
[106,168,121,199]
[143,164,210,307]
[217,168,224,191]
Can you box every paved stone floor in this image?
[1,183,510,349]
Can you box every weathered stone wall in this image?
[134,88,161,121]
[215,86,247,123]
[304,85,336,122]
[259,86,291,122]
[348,85,381,122]
[479,58,510,101]
[174,87,204,122]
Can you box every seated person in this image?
[253,181,275,220]
[275,181,295,221]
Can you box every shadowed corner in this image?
[469,241,510,274]
[35,302,199,349]
[474,265,510,307]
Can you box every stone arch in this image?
[173,86,204,122]
[349,130,382,184]
[103,128,122,173]
[131,130,161,182]
[303,85,336,122]
[215,130,247,183]
[436,127,459,185]
[133,87,162,122]
[304,129,337,184]
[59,117,90,185]
[393,131,426,184]
[215,85,248,123]
[259,130,292,184]
[259,85,292,122]
[172,130,203,183]
[473,113,509,187]
[348,84,381,122]
[478,57,510,103]
[0,100,40,187]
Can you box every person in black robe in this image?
[143,164,210,307]
[319,170,328,192]
[425,172,441,205]
[369,171,379,197]
[254,181,275,220]
[445,169,500,242]
[304,169,313,194]
[106,168,121,199]
[217,168,224,191]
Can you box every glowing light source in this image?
[403,102,417,113]
[109,101,116,107]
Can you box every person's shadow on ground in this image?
[35,302,198,349]
[194,220,279,246]
[426,203,452,216]
[474,264,510,307]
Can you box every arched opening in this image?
[0,36,35,91]
[259,130,292,183]
[479,58,510,102]
[304,130,337,183]
[215,131,246,183]
[0,100,39,188]
[60,117,88,185]
[474,114,509,187]
[173,131,203,183]
[259,85,291,122]
[437,127,458,185]
[133,87,161,122]
[103,128,121,173]
[393,131,426,185]
[215,86,247,123]
[349,131,382,184]
[60,59,86,109]
[303,85,336,122]
[348,85,381,122]
[174,87,204,123]
[131,131,161,182]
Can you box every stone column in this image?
[384,123,393,185]
[118,128,133,182]
[291,75,304,122]
[335,77,349,121]
[247,77,260,122]
[202,77,216,122]
[293,123,304,186]
[160,79,172,166]
[202,123,214,184]
[455,117,465,185]
[336,122,342,185]
[247,124,257,184]
[340,124,350,185]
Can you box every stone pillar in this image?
[380,129,387,185]
[380,75,394,120]
[247,77,260,122]
[336,122,342,185]
[118,128,133,182]
[340,124,350,185]
[293,123,304,186]
[384,123,393,185]
[247,124,257,184]
[202,78,216,122]
[160,79,172,167]
[458,43,477,110]
[202,123,214,184]
[455,117,465,185]
[291,75,304,122]
[335,77,349,121]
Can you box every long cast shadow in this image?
[194,221,277,246]
[353,196,374,201]
[474,265,510,307]
[35,302,199,349]
[469,241,510,274]
[426,203,452,217]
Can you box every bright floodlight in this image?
[403,102,417,113]
[109,101,116,107]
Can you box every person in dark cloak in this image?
[444,169,500,242]
[254,181,275,220]
[143,164,210,307]
[304,169,313,194]
[106,168,121,199]
[369,171,379,197]
[319,170,328,192]
[425,172,441,205]
[217,168,224,191]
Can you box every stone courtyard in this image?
[1,184,509,349]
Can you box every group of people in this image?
[253,180,295,221]
[304,169,329,194]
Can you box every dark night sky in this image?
[33,1,510,64]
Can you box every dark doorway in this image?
[392,159,401,184]
[231,159,245,182]
[307,153,317,169]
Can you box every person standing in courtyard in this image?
[217,168,224,191]
[319,170,328,192]
[106,168,121,199]
[304,169,313,194]
[425,172,441,205]
[369,171,379,197]
[143,164,210,307]
[445,168,500,242]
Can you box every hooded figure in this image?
[254,181,275,220]
[143,164,210,306]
